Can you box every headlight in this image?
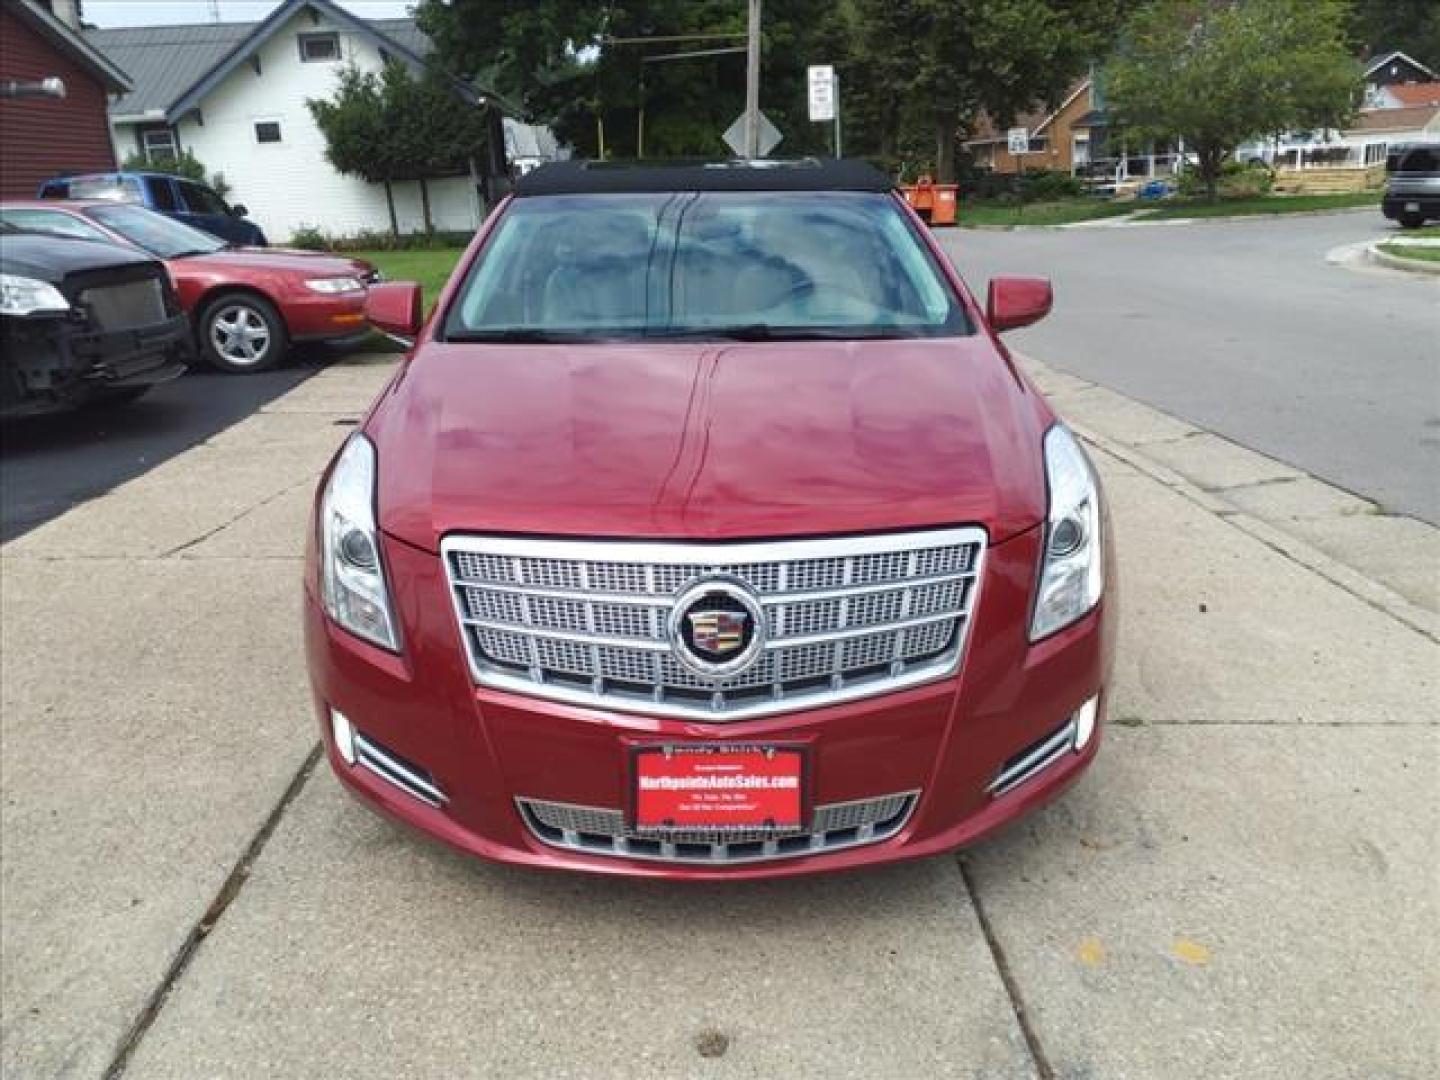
[0,274,69,316]
[305,276,365,294]
[320,434,399,651]
[1030,424,1104,641]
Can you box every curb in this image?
[1075,425,1440,645]
[1368,244,1440,275]
[961,205,1379,231]
[1015,354,1440,645]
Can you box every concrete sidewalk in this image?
[2,354,1435,1079]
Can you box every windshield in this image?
[87,204,227,258]
[442,192,969,342]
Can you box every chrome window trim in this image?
[441,527,986,721]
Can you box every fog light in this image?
[1072,695,1099,751]
[330,707,356,765]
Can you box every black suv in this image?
[1382,143,1440,228]
[1,226,192,416]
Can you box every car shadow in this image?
[0,354,329,543]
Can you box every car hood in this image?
[173,249,369,277]
[1,232,156,282]
[371,337,1049,551]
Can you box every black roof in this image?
[514,159,893,196]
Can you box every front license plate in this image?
[1405,201,1420,213]
[634,745,803,832]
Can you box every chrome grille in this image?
[442,528,985,721]
[517,791,919,864]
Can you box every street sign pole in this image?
[745,0,762,157]
[832,72,841,158]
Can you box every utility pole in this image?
[832,72,841,158]
[744,0,762,157]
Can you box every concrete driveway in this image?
[939,211,1440,525]
[2,353,1436,1079]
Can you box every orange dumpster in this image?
[901,175,958,226]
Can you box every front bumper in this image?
[1,310,191,417]
[285,290,369,342]
[303,525,1114,879]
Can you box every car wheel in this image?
[1398,213,1426,229]
[199,293,287,373]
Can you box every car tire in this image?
[198,293,287,373]
[1398,213,1426,229]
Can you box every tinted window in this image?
[67,176,142,202]
[0,208,110,243]
[177,180,229,215]
[38,180,69,199]
[1397,147,1440,173]
[146,176,179,210]
[87,204,226,258]
[444,192,968,342]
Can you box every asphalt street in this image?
[0,357,324,543]
[939,210,1440,524]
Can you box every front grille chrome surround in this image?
[517,791,919,864]
[441,528,986,720]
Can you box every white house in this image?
[83,0,512,240]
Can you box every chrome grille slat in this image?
[517,791,920,864]
[443,529,985,721]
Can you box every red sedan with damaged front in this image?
[305,160,1115,879]
[0,200,374,373]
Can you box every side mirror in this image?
[986,276,1053,332]
[231,203,249,217]
[365,281,423,340]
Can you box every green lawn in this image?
[958,189,1380,228]
[1135,190,1380,220]
[1377,242,1440,263]
[959,199,1138,228]
[356,248,466,305]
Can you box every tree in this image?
[416,0,1118,175]
[847,0,1124,182]
[1103,0,1360,200]
[1348,0,1440,74]
[308,61,491,234]
[417,0,848,161]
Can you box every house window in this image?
[1027,137,1049,154]
[298,32,340,62]
[140,126,178,162]
[1364,142,1387,166]
[255,121,283,144]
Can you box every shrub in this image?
[285,226,471,252]
[288,225,330,251]
[1176,159,1273,199]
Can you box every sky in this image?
[82,0,414,27]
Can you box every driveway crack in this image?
[101,742,322,1079]
[958,855,1054,1080]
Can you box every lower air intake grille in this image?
[517,791,918,864]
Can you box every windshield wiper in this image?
[644,324,905,342]
[444,328,599,344]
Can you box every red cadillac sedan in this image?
[0,200,376,373]
[305,159,1115,879]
